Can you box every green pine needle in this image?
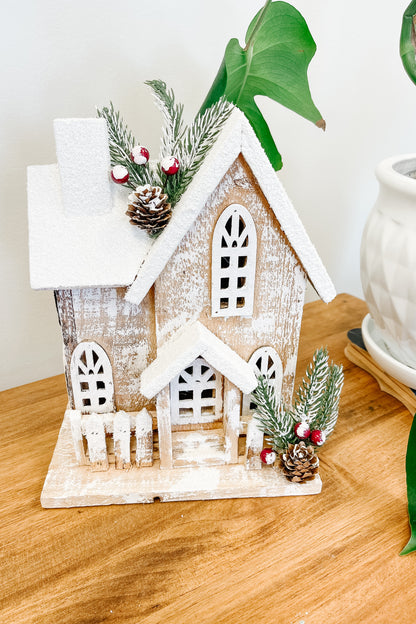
[170,97,233,204]
[310,362,344,435]
[146,81,233,206]
[293,347,329,423]
[252,375,297,450]
[97,103,155,189]
[98,83,233,211]
[145,79,184,162]
[251,348,344,453]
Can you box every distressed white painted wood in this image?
[84,413,109,471]
[70,342,115,414]
[224,381,240,464]
[135,409,153,468]
[242,346,283,418]
[41,411,322,507]
[156,386,173,470]
[113,411,131,470]
[245,418,264,471]
[68,409,88,465]
[170,356,223,426]
[211,203,257,318]
[172,430,226,467]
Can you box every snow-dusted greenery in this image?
[252,347,344,451]
[98,81,232,206]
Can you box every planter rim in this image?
[376,154,416,194]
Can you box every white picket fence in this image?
[68,408,153,471]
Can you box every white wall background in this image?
[1,0,415,390]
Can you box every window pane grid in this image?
[241,347,283,418]
[170,356,222,425]
[71,342,115,414]
[212,204,257,317]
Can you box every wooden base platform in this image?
[41,411,322,508]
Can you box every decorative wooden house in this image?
[27,110,335,507]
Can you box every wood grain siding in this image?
[54,289,77,407]
[56,286,156,412]
[154,155,307,406]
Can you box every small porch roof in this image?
[140,322,258,399]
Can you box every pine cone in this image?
[279,441,319,483]
[126,185,172,236]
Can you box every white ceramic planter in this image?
[361,154,416,374]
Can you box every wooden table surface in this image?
[1,294,415,624]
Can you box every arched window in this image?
[70,342,115,413]
[211,203,257,317]
[242,346,283,418]
[170,356,222,426]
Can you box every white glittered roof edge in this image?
[141,321,258,399]
[126,108,336,306]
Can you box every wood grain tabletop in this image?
[1,294,414,624]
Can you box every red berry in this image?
[310,429,326,446]
[161,155,180,175]
[111,165,129,184]
[260,448,277,465]
[130,145,149,165]
[294,422,311,440]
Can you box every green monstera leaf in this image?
[401,416,416,556]
[200,1,325,170]
[400,0,416,86]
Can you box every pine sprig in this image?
[97,103,155,189]
[149,89,233,205]
[145,80,233,206]
[310,363,344,436]
[251,348,344,454]
[293,347,329,423]
[252,375,297,450]
[167,97,233,205]
[145,79,184,161]
[97,82,233,233]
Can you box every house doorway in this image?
[169,356,226,467]
[170,356,223,428]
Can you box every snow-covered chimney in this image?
[54,118,112,217]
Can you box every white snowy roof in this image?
[140,321,258,398]
[27,165,152,290]
[27,110,335,303]
[27,118,152,290]
[126,109,335,305]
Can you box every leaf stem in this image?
[236,1,272,105]
[244,0,272,51]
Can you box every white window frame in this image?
[242,346,283,418]
[211,203,257,317]
[70,341,115,413]
[170,356,222,426]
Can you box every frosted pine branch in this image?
[252,350,344,454]
[311,363,344,436]
[180,97,233,171]
[252,376,296,450]
[293,347,329,423]
[166,97,233,205]
[97,102,135,162]
[97,84,232,210]
[97,103,154,189]
[145,80,184,160]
